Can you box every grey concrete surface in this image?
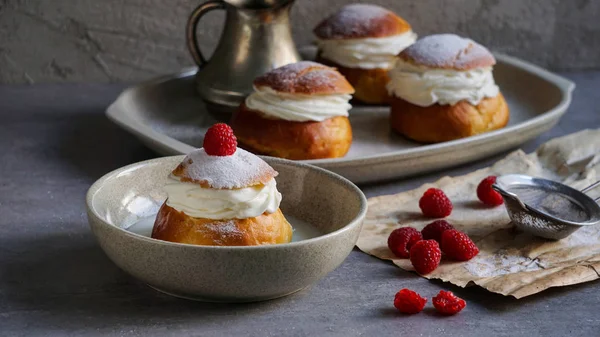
[1,0,599,84]
[0,72,600,336]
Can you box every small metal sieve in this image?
[492,174,600,240]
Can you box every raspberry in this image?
[409,239,441,275]
[421,220,455,244]
[419,188,453,218]
[477,176,504,206]
[387,227,423,258]
[441,229,479,261]
[203,123,237,156]
[432,290,466,315]
[393,289,427,314]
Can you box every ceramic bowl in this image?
[86,156,367,302]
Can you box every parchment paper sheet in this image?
[357,129,600,298]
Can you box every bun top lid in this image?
[314,4,412,40]
[253,61,354,95]
[399,34,496,71]
[172,148,277,189]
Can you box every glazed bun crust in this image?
[231,103,352,160]
[314,4,411,39]
[253,61,354,96]
[399,34,496,71]
[316,55,390,104]
[151,204,293,246]
[390,93,509,143]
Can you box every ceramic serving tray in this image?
[106,53,575,184]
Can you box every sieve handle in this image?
[581,180,600,202]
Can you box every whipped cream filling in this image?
[245,86,352,122]
[316,31,417,69]
[164,176,282,220]
[386,59,500,106]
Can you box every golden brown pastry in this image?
[230,61,354,160]
[387,34,510,143]
[151,124,293,246]
[314,4,417,104]
[152,205,292,246]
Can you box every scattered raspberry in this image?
[409,240,441,275]
[421,220,455,244]
[387,227,423,258]
[394,289,427,314]
[432,290,466,315]
[203,123,237,156]
[441,229,479,261]
[419,188,453,218]
[477,176,504,206]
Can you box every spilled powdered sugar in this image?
[566,225,600,246]
[464,226,600,278]
[464,227,600,278]
[464,251,542,277]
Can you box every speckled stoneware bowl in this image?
[86,156,367,302]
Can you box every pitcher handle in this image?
[186,0,226,67]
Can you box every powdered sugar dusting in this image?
[511,186,589,222]
[203,221,244,245]
[402,34,495,69]
[267,61,322,76]
[314,4,396,39]
[177,148,277,189]
[254,61,349,94]
[296,69,340,91]
[464,252,542,277]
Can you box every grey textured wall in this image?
[1,0,599,84]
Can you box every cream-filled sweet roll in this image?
[230,61,354,160]
[387,34,509,143]
[152,123,293,246]
[314,4,417,104]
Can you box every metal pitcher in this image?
[186,0,301,120]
